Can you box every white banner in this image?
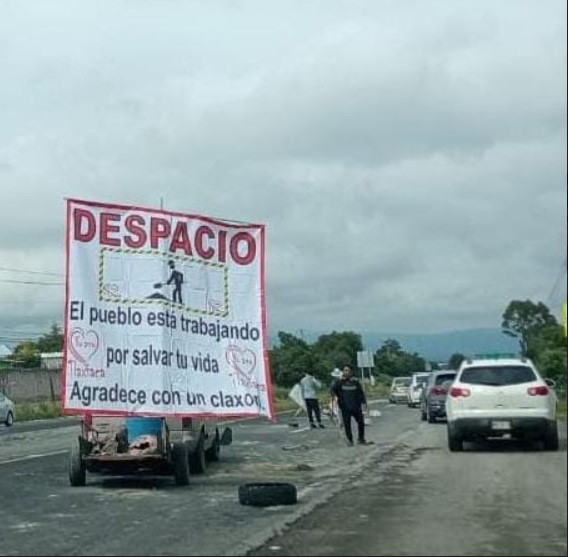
[63,199,274,419]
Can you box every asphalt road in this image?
[0,404,565,556]
[250,416,568,557]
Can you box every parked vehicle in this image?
[420,370,457,422]
[407,373,430,407]
[69,415,232,486]
[0,391,15,426]
[389,377,411,404]
[446,356,558,452]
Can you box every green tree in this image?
[312,331,363,376]
[448,353,466,370]
[13,340,40,368]
[269,332,315,387]
[502,300,557,357]
[36,323,64,353]
[535,348,567,392]
[374,339,425,377]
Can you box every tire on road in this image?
[68,444,86,487]
[543,422,559,451]
[172,442,191,486]
[5,411,14,427]
[447,426,464,452]
[238,482,297,507]
[420,409,427,421]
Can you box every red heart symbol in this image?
[69,328,100,364]
[226,344,257,376]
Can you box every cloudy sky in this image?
[0,0,566,345]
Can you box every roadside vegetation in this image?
[16,400,63,421]
[2,298,566,422]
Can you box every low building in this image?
[40,352,63,370]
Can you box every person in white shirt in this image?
[300,372,325,429]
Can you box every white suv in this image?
[446,357,558,452]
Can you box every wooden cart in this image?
[68,415,232,487]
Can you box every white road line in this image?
[0,450,68,466]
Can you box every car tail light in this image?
[527,385,549,396]
[430,386,447,396]
[449,386,471,398]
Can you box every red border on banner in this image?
[259,225,275,420]
[62,198,272,419]
[61,199,72,407]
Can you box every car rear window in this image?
[416,376,429,385]
[435,373,456,386]
[394,378,410,387]
[460,366,537,386]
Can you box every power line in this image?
[0,300,62,305]
[0,279,63,285]
[546,255,567,307]
[0,266,61,277]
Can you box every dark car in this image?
[420,370,457,423]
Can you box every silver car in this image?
[0,391,15,426]
[389,377,411,404]
[420,370,457,422]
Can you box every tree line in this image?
[270,299,566,387]
[4,299,566,390]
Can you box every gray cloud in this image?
[0,0,566,341]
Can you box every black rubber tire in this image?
[172,442,191,486]
[190,436,207,474]
[68,444,86,487]
[543,422,559,451]
[205,432,220,462]
[447,426,463,452]
[5,411,14,427]
[238,483,297,507]
[427,409,436,424]
[420,409,427,421]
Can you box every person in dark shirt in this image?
[331,365,368,445]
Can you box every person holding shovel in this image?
[331,365,368,445]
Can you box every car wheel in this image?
[447,425,463,452]
[172,442,190,486]
[190,435,207,474]
[238,483,297,507]
[427,409,436,424]
[543,422,559,451]
[5,411,14,427]
[205,431,221,462]
[68,444,86,487]
[420,408,427,421]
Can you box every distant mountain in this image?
[269,328,519,363]
[359,328,520,362]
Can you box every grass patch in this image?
[16,400,63,422]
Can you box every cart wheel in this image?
[190,436,207,474]
[172,442,190,486]
[69,444,86,487]
[206,431,220,462]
